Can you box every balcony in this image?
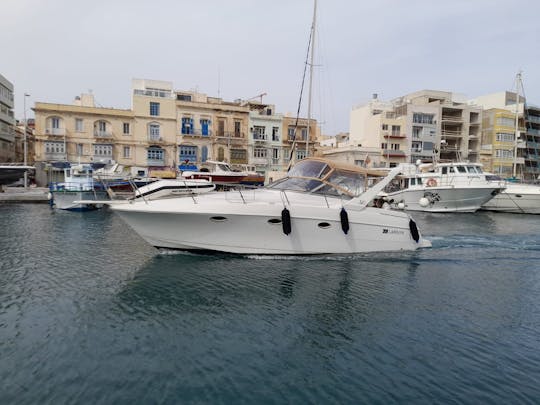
[45,127,66,136]
[441,115,463,122]
[441,130,463,138]
[381,149,406,157]
[148,136,165,144]
[181,129,212,137]
[515,157,525,164]
[147,159,165,166]
[44,152,66,160]
[383,132,406,139]
[94,130,112,138]
[214,132,246,145]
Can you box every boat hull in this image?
[51,190,109,211]
[385,186,502,213]
[112,195,429,254]
[481,185,540,214]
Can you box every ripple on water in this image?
[1,205,540,404]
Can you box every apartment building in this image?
[282,115,318,166]
[525,105,540,178]
[0,74,15,162]
[248,103,283,173]
[32,78,319,183]
[132,79,177,175]
[174,88,250,167]
[33,94,143,177]
[479,108,524,176]
[348,91,482,167]
[473,90,538,180]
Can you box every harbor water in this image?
[1,204,539,404]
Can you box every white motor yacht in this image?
[481,180,540,214]
[379,161,505,213]
[110,158,431,255]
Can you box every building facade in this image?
[32,78,318,183]
[248,104,283,173]
[0,74,16,162]
[473,91,539,180]
[348,90,482,167]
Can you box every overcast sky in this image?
[3,0,539,135]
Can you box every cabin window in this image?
[442,167,447,175]
[449,167,455,173]
[457,166,467,173]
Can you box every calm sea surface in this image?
[1,204,539,404]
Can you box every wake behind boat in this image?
[110,158,431,255]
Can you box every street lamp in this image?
[23,93,30,188]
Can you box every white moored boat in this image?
[110,158,431,255]
[481,181,540,214]
[379,161,505,213]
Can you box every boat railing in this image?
[49,181,96,192]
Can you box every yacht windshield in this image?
[325,170,364,196]
[267,161,367,198]
[268,177,325,193]
[288,160,330,179]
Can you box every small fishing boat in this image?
[49,164,108,211]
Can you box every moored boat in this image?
[49,164,108,211]
[481,180,540,214]
[379,161,505,213]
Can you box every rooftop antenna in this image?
[217,67,221,98]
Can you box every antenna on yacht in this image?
[286,0,317,171]
[512,71,525,179]
[306,0,317,159]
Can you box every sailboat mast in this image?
[306,0,317,158]
[513,71,522,179]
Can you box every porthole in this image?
[210,216,227,222]
[268,218,282,225]
[318,222,331,229]
[515,194,522,198]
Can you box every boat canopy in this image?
[268,158,386,198]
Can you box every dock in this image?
[0,187,50,203]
